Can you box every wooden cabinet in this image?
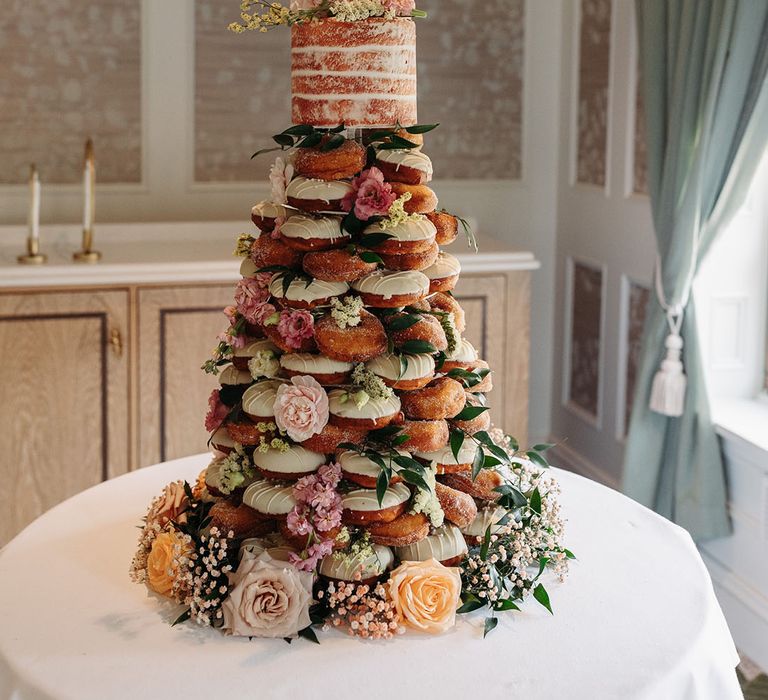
[137,285,237,467]
[0,289,130,546]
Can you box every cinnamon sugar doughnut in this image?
[449,394,491,434]
[366,511,430,547]
[294,138,366,181]
[425,211,459,246]
[303,248,378,282]
[300,422,368,455]
[399,377,466,420]
[263,321,317,354]
[250,234,303,269]
[314,309,388,362]
[400,418,449,453]
[440,469,503,502]
[375,149,433,185]
[388,313,448,352]
[341,483,411,525]
[379,240,439,271]
[251,201,291,233]
[435,482,478,529]
[429,292,466,333]
[467,360,493,393]
[390,183,438,214]
[209,501,276,539]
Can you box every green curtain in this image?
[624,0,768,539]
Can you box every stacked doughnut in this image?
[203,127,502,588]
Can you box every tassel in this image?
[649,332,687,417]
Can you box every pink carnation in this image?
[273,375,329,442]
[223,305,238,324]
[383,0,416,15]
[341,167,396,221]
[204,389,229,431]
[277,309,314,350]
[252,302,277,326]
[234,278,271,324]
[254,271,273,289]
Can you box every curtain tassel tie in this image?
[649,324,687,417]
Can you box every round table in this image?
[0,454,741,700]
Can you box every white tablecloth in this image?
[0,454,742,700]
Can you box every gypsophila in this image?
[330,295,364,329]
[319,576,402,639]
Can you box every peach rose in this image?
[147,530,190,598]
[222,551,313,638]
[387,558,462,634]
[147,481,189,529]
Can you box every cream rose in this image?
[222,551,313,638]
[387,558,462,634]
[147,481,189,529]
[146,530,190,598]
[273,375,329,442]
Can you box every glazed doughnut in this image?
[387,313,448,353]
[300,422,368,455]
[286,176,353,212]
[366,512,430,547]
[400,418,449,453]
[231,338,281,371]
[279,521,347,551]
[302,248,378,282]
[204,457,245,498]
[263,321,318,354]
[225,419,275,446]
[242,481,297,519]
[394,524,468,566]
[314,309,388,362]
[425,211,459,246]
[209,501,276,539]
[218,364,253,389]
[399,377,466,420]
[440,469,504,502]
[249,234,303,269]
[269,274,349,309]
[294,138,366,181]
[352,270,430,308]
[449,394,491,434]
[341,482,411,524]
[379,240,439,271]
[337,448,407,489]
[318,544,394,586]
[435,482,477,529]
[279,352,353,385]
[375,149,433,185]
[251,201,291,233]
[423,252,461,294]
[429,292,466,333]
[466,360,493,394]
[361,218,436,254]
[210,427,236,456]
[279,214,350,252]
[366,352,435,390]
[441,337,479,373]
[241,380,282,422]
[390,182,438,214]
[414,440,478,475]
[328,388,402,429]
[461,506,508,544]
[252,444,325,481]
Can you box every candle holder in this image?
[73,139,101,263]
[18,163,46,264]
[17,237,47,265]
[72,229,102,263]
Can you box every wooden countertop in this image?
[0,221,539,288]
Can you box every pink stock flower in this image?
[289,539,334,572]
[383,0,416,15]
[234,278,271,323]
[270,216,285,239]
[341,167,396,221]
[274,375,329,442]
[293,474,317,504]
[204,389,229,431]
[317,461,342,488]
[277,309,314,350]
[230,333,247,350]
[308,483,341,511]
[286,506,314,537]
[314,507,342,533]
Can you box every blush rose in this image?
[273,375,329,441]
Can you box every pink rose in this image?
[383,0,416,15]
[222,551,313,638]
[204,389,229,431]
[277,309,314,350]
[342,167,396,220]
[234,278,271,324]
[274,375,329,442]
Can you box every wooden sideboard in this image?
[0,228,536,546]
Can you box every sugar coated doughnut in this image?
[435,482,477,529]
[314,309,388,362]
[400,418,449,453]
[367,511,430,547]
[388,312,448,352]
[429,292,466,333]
[425,211,459,245]
[399,376,466,421]
[379,240,439,271]
[440,469,504,502]
[302,248,378,282]
[250,234,303,269]
[294,138,366,181]
[209,501,276,539]
[300,422,368,455]
[390,182,438,213]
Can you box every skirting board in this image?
[548,436,620,491]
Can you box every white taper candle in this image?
[29,165,40,242]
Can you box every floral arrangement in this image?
[131,433,572,641]
[228,0,426,34]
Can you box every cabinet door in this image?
[138,285,236,467]
[453,271,530,444]
[0,289,130,546]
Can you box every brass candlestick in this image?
[73,139,101,263]
[18,164,47,265]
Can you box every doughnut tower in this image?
[203,13,503,578]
